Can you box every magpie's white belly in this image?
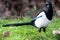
[34,12,50,28]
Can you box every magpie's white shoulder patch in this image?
[34,12,50,28]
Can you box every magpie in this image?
[2,0,53,32]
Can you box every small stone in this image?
[3,31,10,37]
[52,30,60,35]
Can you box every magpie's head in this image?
[45,1,52,8]
[43,0,53,20]
[43,0,53,12]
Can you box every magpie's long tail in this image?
[2,22,32,27]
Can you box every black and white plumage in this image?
[2,0,53,32]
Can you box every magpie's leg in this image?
[38,28,41,32]
[38,28,45,40]
[43,27,46,32]
[42,27,48,40]
[43,27,49,37]
[38,28,42,38]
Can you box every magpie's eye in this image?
[46,4,49,7]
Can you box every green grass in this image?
[0,17,60,40]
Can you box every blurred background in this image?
[0,0,60,19]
